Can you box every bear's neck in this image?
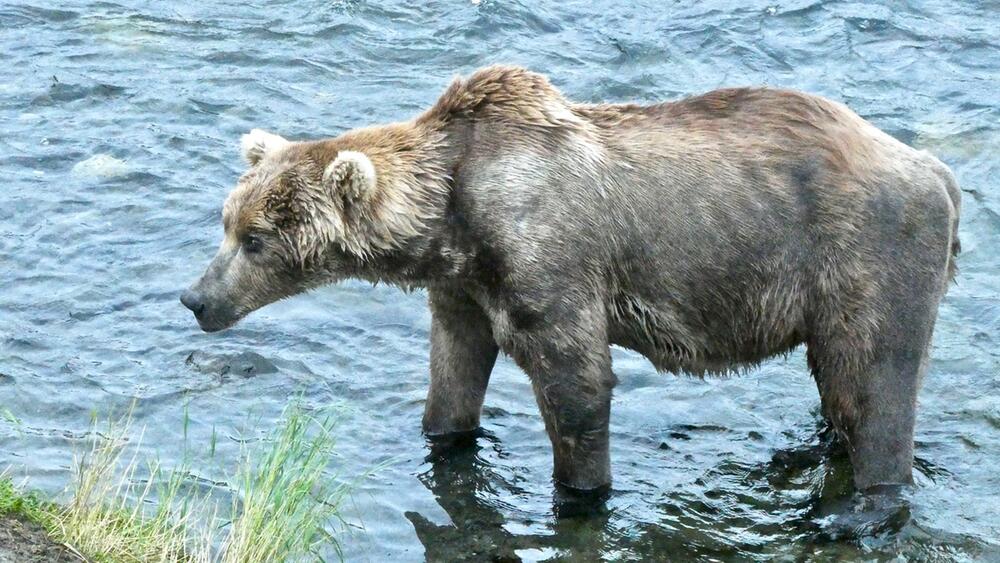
[335,121,471,288]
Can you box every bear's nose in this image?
[180,289,206,317]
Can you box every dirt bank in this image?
[0,515,77,563]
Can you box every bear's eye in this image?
[242,235,264,254]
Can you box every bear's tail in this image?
[936,159,962,284]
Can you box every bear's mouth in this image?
[196,317,237,333]
[194,308,246,333]
[187,303,245,333]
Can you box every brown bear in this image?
[181,65,960,494]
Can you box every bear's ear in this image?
[323,151,377,204]
[240,129,290,166]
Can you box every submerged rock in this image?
[184,350,278,378]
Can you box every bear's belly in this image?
[608,293,805,376]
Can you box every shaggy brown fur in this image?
[183,65,960,494]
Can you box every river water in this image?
[1,1,998,560]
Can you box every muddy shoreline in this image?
[0,515,76,563]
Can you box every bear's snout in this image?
[180,289,206,317]
[180,284,238,333]
[180,245,249,332]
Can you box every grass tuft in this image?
[0,476,47,523]
[1,401,349,562]
[222,408,347,562]
[53,410,214,562]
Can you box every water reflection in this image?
[408,431,528,562]
[405,422,994,561]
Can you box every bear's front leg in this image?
[422,287,499,436]
[508,307,616,492]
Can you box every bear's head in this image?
[181,127,435,332]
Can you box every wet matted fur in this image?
[183,65,960,493]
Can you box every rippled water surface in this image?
[1,1,998,560]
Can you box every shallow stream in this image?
[1,1,998,560]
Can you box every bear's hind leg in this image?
[808,177,955,490]
[810,337,925,490]
[809,268,948,490]
[422,287,499,436]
